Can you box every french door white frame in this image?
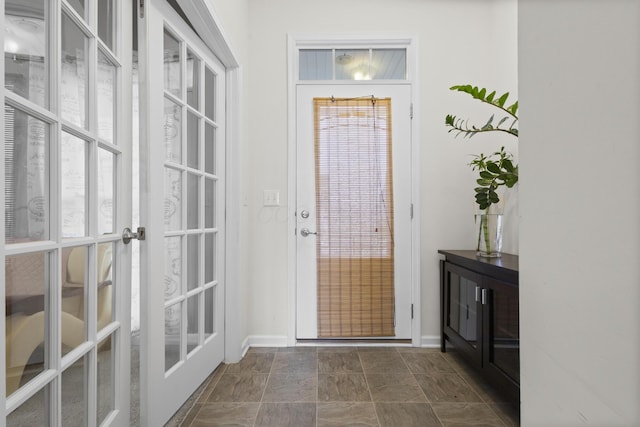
[0,0,133,424]
[136,0,243,423]
[172,0,244,366]
[145,0,244,364]
[286,34,422,346]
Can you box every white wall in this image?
[519,0,640,425]
[246,0,518,341]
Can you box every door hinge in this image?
[139,0,144,18]
[410,203,414,219]
[410,103,413,119]
[411,304,414,319]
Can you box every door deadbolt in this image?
[300,210,310,219]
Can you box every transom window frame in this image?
[291,35,416,83]
[299,48,408,81]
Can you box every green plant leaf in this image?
[486,162,502,174]
[497,92,509,107]
[486,91,496,102]
[479,171,494,179]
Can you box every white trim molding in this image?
[245,335,290,349]
[177,0,239,68]
[420,335,441,349]
[286,33,421,347]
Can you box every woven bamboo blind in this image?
[313,97,395,337]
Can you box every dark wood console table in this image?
[439,250,520,403]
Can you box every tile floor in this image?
[167,347,520,427]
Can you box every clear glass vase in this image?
[475,213,503,257]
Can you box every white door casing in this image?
[296,84,413,340]
[138,0,226,425]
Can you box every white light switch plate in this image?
[263,190,280,207]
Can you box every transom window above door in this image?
[299,48,407,81]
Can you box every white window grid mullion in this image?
[176,32,188,363]
[97,39,122,69]
[180,229,187,362]
[181,247,188,362]
[86,6,100,419]
[7,237,100,253]
[96,321,119,343]
[164,90,181,107]
[86,242,98,343]
[111,138,120,237]
[3,93,58,124]
[331,48,336,80]
[196,53,205,344]
[60,341,94,371]
[50,2,63,423]
[198,54,205,344]
[198,48,205,119]
[110,327,122,424]
[197,284,205,347]
[49,249,61,427]
[368,48,373,80]
[88,0,96,50]
[88,4,98,236]
[87,342,97,427]
[5,241,59,256]
[61,1,98,42]
[164,293,187,309]
[60,122,95,145]
[198,179,204,348]
[203,280,219,292]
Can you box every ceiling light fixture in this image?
[335,53,353,66]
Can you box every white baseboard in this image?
[242,334,440,349]
[420,335,441,348]
[244,335,289,348]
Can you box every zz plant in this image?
[446,85,519,256]
[445,84,519,211]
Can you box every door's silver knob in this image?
[122,227,146,244]
[300,228,317,237]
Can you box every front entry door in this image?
[296,84,412,339]
[138,1,226,424]
[2,0,132,424]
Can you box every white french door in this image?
[296,84,412,340]
[2,0,132,425]
[138,0,225,425]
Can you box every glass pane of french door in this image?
[3,0,131,424]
